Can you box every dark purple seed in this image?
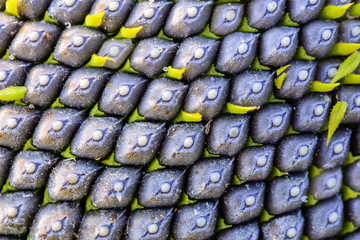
[339,19,360,43]
[0,192,41,235]
[98,72,148,117]
[164,0,212,39]
[217,221,260,240]
[275,60,317,99]
[47,159,102,201]
[173,201,218,240]
[210,3,244,36]
[344,160,360,192]
[125,0,173,39]
[0,147,13,188]
[70,117,123,160]
[183,76,229,121]
[130,38,178,77]
[138,169,186,208]
[305,195,344,240]
[261,210,304,240]
[172,36,220,81]
[23,64,70,108]
[207,114,249,156]
[275,134,318,172]
[353,124,360,155]
[9,151,59,190]
[316,58,342,83]
[138,78,188,121]
[186,158,234,200]
[308,167,342,201]
[90,167,142,208]
[59,68,111,109]
[53,26,106,67]
[115,122,166,165]
[32,108,86,151]
[315,128,352,170]
[301,20,339,58]
[0,13,23,57]
[292,93,332,133]
[346,197,360,228]
[259,26,299,67]
[288,0,326,24]
[97,38,134,70]
[236,145,275,181]
[29,202,82,240]
[247,0,286,30]
[78,209,127,240]
[48,0,94,25]
[216,32,259,74]
[222,182,265,224]
[345,230,360,240]
[0,60,31,90]
[337,85,360,124]
[159,123,205,167]
[266,171,309,215]
[0,104,40,149]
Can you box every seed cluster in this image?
[0,0,360,239]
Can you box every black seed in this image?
[344,160,360,192]
[301,20,339,58]
[130,38,178,77]
[275,60,317,99]
[315,128,352,170]
[337,85,360,124]
[305,195,344,240]
[126,208,173,240]
[292,93,332,133]
[309,167,342,201]
[288,0,326,24]
[217,221,260,240]
[0,192,40,235]
[115,122,166,165]
[261,209,304,240]
[275,134,318,172]
[159,123,205,167]
[125,0,173,39]
[230,70,274,107]
[339,19,360,43]
[23,64,70,108]
[210,3,244,36]
[0,60,31,90]
[89,0,134,33]
[236,145,275,181]
[0,104,40,149]
[138,169,185,208]
[0,147,13,188]
[59,68,111,109]
[173,201,218,240]
[78,209,127,240]
[216,32,259,74]
[29,202,82,239]
[222,182,265,224]
[97,38,134,70]
[53,26,106,67]
[70,117,123,160]
[10,21,61,62]
[138,78,188,121]
[250,103,292,144]
[9,151,59,190]
[47,159,102,201]
[207,114,249,156]
[172,36,220,81]
[183,76,229,121]
[164,0,212,39]
[90,167,142,208]
[98,72,148,117]
[316,58,342,83]
[32,108,86,151]
[48,0,94,25]
[0,13,23,57]
[247,0,286,30]
[266,172,309,215]
[186,158,234,200]
[346,197,360,228]
[259,27,299,67]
